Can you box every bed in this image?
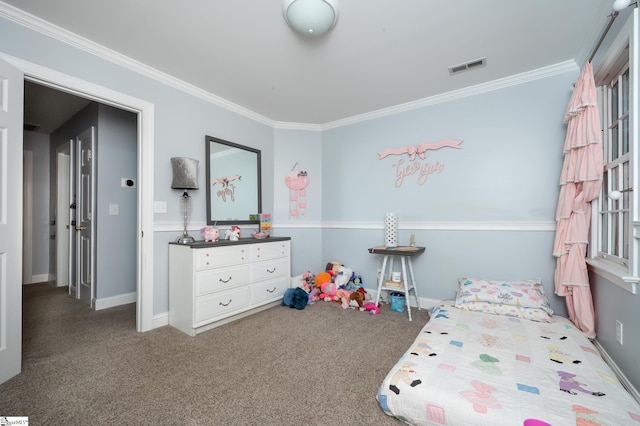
[376,277,640,426]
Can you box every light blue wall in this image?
[95,104,138,299]
[273,128,323,276]
[591,273,640,392]
[2,12,574,316]
[321,77,570,223]
[0,15,275,314]
[313,74,575,316]
[4,8,639,393]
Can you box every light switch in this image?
[109,204,119,216]
[154,201,167,213]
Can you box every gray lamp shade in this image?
[171,157,199,190]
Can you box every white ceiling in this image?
[7,0,615,128]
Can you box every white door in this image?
[69,138,76,296]
[56,146,71,287]
[0,57,24,384]
[75,128,95,306]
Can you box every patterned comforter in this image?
[377,301,640,425]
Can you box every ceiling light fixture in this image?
[283,0,339,37]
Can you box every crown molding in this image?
[0,1,276,128]
[273,121,323,132]
[319,60,579,130]
[1,2,579,132]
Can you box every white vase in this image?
[384,212,398,247]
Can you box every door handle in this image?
[75,226,86,231]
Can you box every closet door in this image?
[0,57,24,385]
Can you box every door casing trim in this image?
[3,52,155,332]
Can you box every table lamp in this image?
[171,157,199,243]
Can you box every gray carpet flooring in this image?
[0,282,431,425]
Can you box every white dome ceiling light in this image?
[283,0,339,37]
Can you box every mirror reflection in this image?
[206,135,261,225]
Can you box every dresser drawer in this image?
[251,276,290,305]
[194,286,250,324]
[195,264,250,296]
[169,238,291,336]
[251,241,290,262]
[250,258,289,283]
[196,245,248,270]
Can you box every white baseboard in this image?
[592,339,640,404]
[153,312,169,329]
[365,285,440,309]
[28,273,52,284]
[153,293,439,332]
[94,292,136,310]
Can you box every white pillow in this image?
[455,277,553,321]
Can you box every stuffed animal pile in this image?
[290,261,382,314]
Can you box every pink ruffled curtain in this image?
[553,62,603,339]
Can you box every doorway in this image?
[24,84,132,309]
[17,61,155,333]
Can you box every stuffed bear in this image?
[349,288,365,309]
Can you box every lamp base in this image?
[176,234,196,244]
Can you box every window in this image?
[589,10,638,293]
[598,64,631,267]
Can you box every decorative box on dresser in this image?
[169,237,291,336]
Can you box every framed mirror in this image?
[206,135,262,225]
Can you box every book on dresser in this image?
[169,237,291,336]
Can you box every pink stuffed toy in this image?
[225,225,241,241]
[335,289,351,309]
[200,226,220,242]
[320,281,338,301]
[363,302,381,314]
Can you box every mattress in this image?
[377,301,640,426]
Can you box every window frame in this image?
[588,8,639,294]
[597,64,631,268]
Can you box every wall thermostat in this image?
[121,178,136,188]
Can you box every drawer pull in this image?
[266,268,276,274]
[267,287,276,293]
[219,299,232,307]
[219,276,232,283]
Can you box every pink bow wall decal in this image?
[378,139,463,160]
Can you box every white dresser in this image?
[169,237,291,336]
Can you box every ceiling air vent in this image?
[24,122,41,132]
[448,57,486,75]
